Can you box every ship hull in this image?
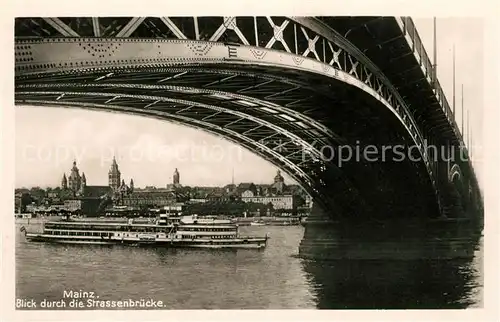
[25,233,267,249]
[26,234,116,245]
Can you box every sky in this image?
[14,17,485,189]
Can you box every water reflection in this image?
[302,255,482,309]
[299,216,484,309]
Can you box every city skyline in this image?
[15,18,484,189]
[15,150,294,189]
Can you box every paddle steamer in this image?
[20,214,268,249]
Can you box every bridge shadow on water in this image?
[301,256,482,309]
[299,217,484,309]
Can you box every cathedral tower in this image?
[173,168,180,185]
[108,156,121,191]
[61,173,67,189]
[273,169,285,195]
[68,160,81,193]
[79,172,87,195]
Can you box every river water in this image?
[15,221,483,309]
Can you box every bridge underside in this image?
[16,62,439,220]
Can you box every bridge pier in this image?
[299,204,482,261]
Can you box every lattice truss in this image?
[16,17,396,105]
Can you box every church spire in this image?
[173,168,180,185]
[273,169,285,195]
[108,156,121,190]
[61,173,67,189]
[79,172,87,195]
[68,160,81,193]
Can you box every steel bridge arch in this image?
[14,16,437,181]
[15,16,445,217]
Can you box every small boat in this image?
[20,214,268,249]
